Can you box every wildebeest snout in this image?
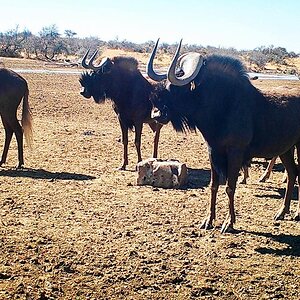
[151,106,169,124]
[151,107,161,119]
[80,87,91,98]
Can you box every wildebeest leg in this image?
[296,201,300,221]
[274,149,297,220]
[295,146,300,221]
[119,122,129,170]
[240,166,249,184]
[259,157,277,182]
[0,117,14,167]
[200,164,219,230]
[13,118,24,169]
[148,122,162,158]
[221,149,243,233]
[134,123,143,164]
[1,113,24,168]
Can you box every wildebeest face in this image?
[150,84,171,125]
[79,71,107,103]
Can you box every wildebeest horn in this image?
[81,49,91,69]
[168,40,204,86]
[81,49,107,71]
[146,38,167,82]
[88,50,104,71]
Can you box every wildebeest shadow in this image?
[251,159,285,172]
[0,167,96,181]
[248,230,300,257]
[255,187,298,201]
[186,168,211,189]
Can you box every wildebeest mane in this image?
[112,56,139,72]
[79,71,92,86]
[202,55,249,81]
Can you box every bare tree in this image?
[37,24,68,59]
[64,30,77,39]
[0,26,30,57]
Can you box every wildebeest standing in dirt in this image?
[147,39,300,233]
[0,68,33,168]
[79,50,163,170]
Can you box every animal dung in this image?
[136,158,188,189]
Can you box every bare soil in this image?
[0,57,300,300]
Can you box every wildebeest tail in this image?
[21,88,33,148]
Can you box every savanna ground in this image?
[0,55,300,300]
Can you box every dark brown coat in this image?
[0,68,33,168]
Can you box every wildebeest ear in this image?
[99,57,113,74]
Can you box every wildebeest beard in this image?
[79,71,91,90]
[151,83,197,133]
[79,72,106,103]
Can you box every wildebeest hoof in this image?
[258,176,267,183]
[221,222,235,234]
[221,224,238,234]
[16,164,24,170]
[118,165,126,171]
[274,211,285,221]
[200,219,214,230]
[293,214,300,221]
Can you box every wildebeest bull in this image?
[0,68,33,168]
[147,39,300,233]
[79,50,163,170]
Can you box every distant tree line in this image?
[0,25,299,73]
[0,25,100,60]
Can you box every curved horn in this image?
[146,38,167,82]
[88,50,103,71]
[82,49,107,71]
[81,49,91,69]
[167,40,203,86]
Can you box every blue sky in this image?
[1,0,300,52]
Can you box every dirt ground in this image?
[0,57,300,300]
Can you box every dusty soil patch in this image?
[0,58,300,299]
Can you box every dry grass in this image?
[0,57,299,299]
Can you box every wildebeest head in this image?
[150,82,171,125]
[79,50,113,103]
[150,81,196,132]
[148,39,204,131]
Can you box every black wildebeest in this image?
[0,68,33,168]
[147,39,300,233]
[79,50,163,170]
